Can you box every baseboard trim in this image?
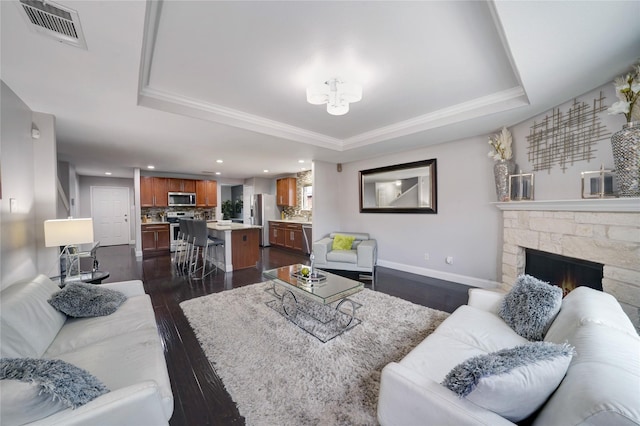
[377,260,500,289]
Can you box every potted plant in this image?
[221,200,233,220]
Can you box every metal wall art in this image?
[527,92,611,173]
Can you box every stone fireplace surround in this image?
[496,198,639,331]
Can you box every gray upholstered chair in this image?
[312,232,377,283]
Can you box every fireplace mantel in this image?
[493,198,639,212]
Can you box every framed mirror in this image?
[359,159,437,213]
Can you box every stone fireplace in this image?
[497,199,640,330]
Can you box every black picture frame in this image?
[359,159,437,214]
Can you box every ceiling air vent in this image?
[19,0,87,49]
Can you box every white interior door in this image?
[91,186,130,246]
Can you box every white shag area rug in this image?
[180,282,450,425]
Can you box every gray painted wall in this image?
[1,82,59,288]
[313,81,631,288]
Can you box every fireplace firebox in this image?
[524,248,603,296]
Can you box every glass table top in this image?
[262,264,363,305]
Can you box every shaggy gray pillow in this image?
[48,282,126,317]
[498,274,562,340]
[441,342,574,421]
[0,358,109,409]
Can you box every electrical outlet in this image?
[446,256,454,264]
[424,252,430,261]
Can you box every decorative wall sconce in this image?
[509,173,535,201]
[581,165,617,198]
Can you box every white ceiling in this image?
[2,1,639,180]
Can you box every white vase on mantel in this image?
[493,159,516,202]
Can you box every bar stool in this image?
[209,236,225,273]
[189,220,217,279]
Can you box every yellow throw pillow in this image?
[332,234,355,251]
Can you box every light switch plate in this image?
[10,198,17,213]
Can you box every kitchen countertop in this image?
[207,223,262,231]
[269,219,312,225]
[141,221,169,225]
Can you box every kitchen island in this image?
[207,222,262,271]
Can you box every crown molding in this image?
[138,86,344,150]
[342,86,529,149]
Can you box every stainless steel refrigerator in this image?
[251,194,277,246]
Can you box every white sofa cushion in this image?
[545,286,638,343]
[48,327,174,418]
[498,274,562,341]
[44,295,157,356]
[326,250,358,263]
[442,342,574,422]
[401,306,528,382]
[0,275,66,358]
[534,324,640,425]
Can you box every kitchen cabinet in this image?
[168,178,196,193]
[276,177,297,206]
[141,223,170,255]
[270,222,286,246]
[140,177,168,207]
[196,180,217,207]
[269,221,304,252]
[285,223,303,251]
[231,228,260,270]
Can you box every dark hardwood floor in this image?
[96,244,471,425]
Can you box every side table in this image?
[50,271,110,287]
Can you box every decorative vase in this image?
[611,121,640,197]
[493,159,516,202]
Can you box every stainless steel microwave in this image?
[168,192,196,207]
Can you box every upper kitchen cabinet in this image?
[167,178,196,193]
[276,177,296,206]
[196,180,217,207]
[140,177,168,207]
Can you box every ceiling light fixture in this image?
[306,78,362,116]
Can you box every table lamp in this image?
[44,218,94,281]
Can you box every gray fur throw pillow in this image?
[0,358,109,408]
[441,342,574,421]
[498,274,562,340]
[48,282,126,317]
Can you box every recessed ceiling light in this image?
[298,160,305,163]
[263,169,269,173]
[216,159,223,163]
[105,172,112,175]
[147,165,155,169]
[215,172,221,175]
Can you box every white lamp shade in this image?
[44,218,94,247]
[340,82,362,103]
[327,102,349,115]
[306,78,362,114]
[306,85,329,105]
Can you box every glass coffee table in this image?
[262,264,364,342]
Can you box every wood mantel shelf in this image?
[492,198,640,213]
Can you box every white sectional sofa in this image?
[0,274,173,426]
[378,286,640,425]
